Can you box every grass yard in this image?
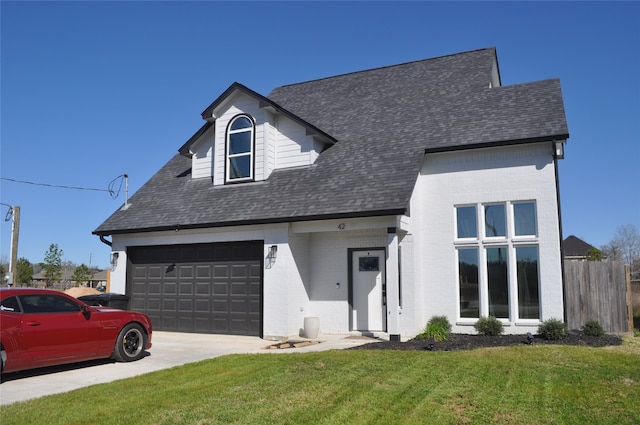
[1,339,639,425]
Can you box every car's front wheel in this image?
[113,323,147,362]
[1,343,6,374]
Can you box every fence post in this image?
[626,264,633,334]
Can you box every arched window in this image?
[226,115,254,182]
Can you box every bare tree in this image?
[603,224,640,279]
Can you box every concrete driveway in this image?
[0,332,377,405]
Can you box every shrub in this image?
[474,316,504,336]
[419,315,452,342]
[582,320,605,337]
[538,318,567,340]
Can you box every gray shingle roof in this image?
[94,47,569,235]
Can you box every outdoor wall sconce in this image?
[110,252,119,270]
[554,140,565,159]
[336,282,340,289]
[269,245,278,259]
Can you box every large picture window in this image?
[484,204,506,237]
[458,248,479,318]
[226,115,254,182]
[514,202,537,236]
[456,206,477,239]
[487,247,509,318]
[516,246,540,319]
[455,201,539,322]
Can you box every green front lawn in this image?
[2,339,639,425]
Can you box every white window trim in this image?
[226,115,254,183]
[455,201,541,325]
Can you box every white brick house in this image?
[94,48,569,340]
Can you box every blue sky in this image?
[1,1,638,269]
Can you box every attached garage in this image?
[127,241,263,336]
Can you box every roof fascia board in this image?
[423,134,569,155]
[92,208,407,236]
[178,122,214,157]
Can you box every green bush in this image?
[419,315,452,342]
[582,319,605,337]
[538,318,567,340]
[474,316,504,336]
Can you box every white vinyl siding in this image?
[275,119,323,169]
[191,126,215,180]
[212,96,268,185]
[190,92,325,185]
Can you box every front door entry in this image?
[351,249,386,332]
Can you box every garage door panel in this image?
[196,266,211,279]
[213,282,229,295]
[195,318,211,332]
[230,299,249,313]
[179,299,193,312]
[132,282,147,296]
[179,283,194,295]
[147,282,162,295]
[195,299,210,313]
[128,242,262,336]
[148,267,163,279]
[134,267,147,279]
[213,300,229,313]
[195,283,210,295]
[178,316,193,331]
[146,298,161,311]
[179,266,193,278]
[231,282,248,296]
[231,265,247,278]
[163,282,177,295]
[213,265,229,278]
[131,298,146,311]
[162,298,177,311]
[248,299,261,314]
[249,283,261,296]
[249,264,261,278]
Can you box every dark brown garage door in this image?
[127,241,262,336]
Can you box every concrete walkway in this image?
[0,332,380,406]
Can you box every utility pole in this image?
[8,206,20,287]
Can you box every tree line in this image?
[1,243,103,287]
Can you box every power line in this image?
[1,175,128,199]
[1,177,110,192]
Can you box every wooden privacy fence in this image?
[564,260,632,333]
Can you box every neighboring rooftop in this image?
[563,235,598,258]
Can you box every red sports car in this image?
[0,288,152,375]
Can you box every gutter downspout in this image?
[99,234,113,247]
[553,141,567,324]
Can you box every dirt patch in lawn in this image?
[264,340,322,350]
[349,332,624,352]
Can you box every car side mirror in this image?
[81,304,93,317]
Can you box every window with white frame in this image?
[226,115,254,182]
[455,201,540,322]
